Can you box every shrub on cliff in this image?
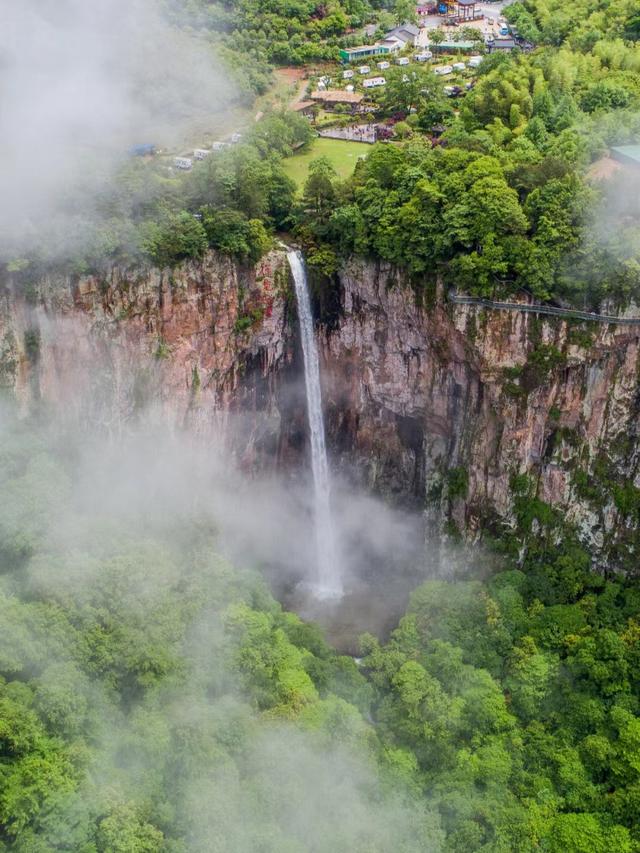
[139,211,208,268]
[200,208,272,264]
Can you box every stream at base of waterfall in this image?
[287,249,343,600]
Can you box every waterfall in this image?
[288,250,343,599]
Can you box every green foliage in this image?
[3,399,640,852]
[4,2,640,846]
[522,342,566,389]
[0,410,443,851]
[283,7,640,309]
[446,467,469,500]
[201,208,273,264]
[302,157,339,232]
[3,111,303,278]
[171,0,422,68]
[361,547,640,852]
[23,329,41,364]
[139,211,207,268]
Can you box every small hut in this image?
[310,90,365,113]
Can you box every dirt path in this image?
[289,76,309,108]
[272,67,309,109]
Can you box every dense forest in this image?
[4,403,640,851]
[0,408,442,852]
[171,0,416,72]
[298,41,640,307]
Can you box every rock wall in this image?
[320,258,640,568]
[0,251,303,472]
[3,250,640,565]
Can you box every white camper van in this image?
[173,157,193,170]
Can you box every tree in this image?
[393,0,419,25]
[96,803,164,853]
[393,120,413,139]
[200,208,272,263]
[443,175,528,248]
[547,814,632,853]
[581,81,631,113]
[302,157,338,234]
[380,67,443,116]
[504,635,558,719]
[139,211,207,268]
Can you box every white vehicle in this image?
[193,149,210,160]
[345,84,355,92]
[434,65,453,75]
[173,157,193,170]
[211,141,228,151]
[230,133,242,144]
[358,65,371,74]
[363,76,386,88]
[468,55,483,67]
[377,60,390,70]
[453,62,466,71]
[343,69,354,79]
[397,56,410,66]
[415,51,432,61]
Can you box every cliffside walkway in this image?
[448,291,640,326]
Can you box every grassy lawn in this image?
[282,137,371,189]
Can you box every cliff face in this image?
[320,259,640,568]
[3,250,640,566]
[0,251,302,472]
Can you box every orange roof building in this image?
[310,89,364,106]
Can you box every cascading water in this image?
[288,249,343,599]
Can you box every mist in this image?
[579,140,640,310]
[32,406,435,650]
[0,401,444,850]
[0,0,233,254]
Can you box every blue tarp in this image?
[129,144,156,156]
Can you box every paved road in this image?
[448,291,640,325]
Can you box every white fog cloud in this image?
[0,0,233,250]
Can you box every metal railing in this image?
[447,290,640,326]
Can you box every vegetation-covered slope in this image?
[0,408,442,852]
[172,0,416,71]
[298,45,640,308]
[4,408,640,851]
